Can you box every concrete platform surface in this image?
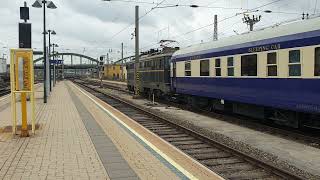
[0,84,108,180]
[0,81,223,180]
[99,87,320,179]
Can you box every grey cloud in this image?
[1,0,320,61]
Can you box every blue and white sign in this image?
[50,59,64,64]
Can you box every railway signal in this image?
[99,56,104,87]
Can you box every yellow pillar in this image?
[10,49,35,136]
[20,92,29,137]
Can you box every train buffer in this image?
[0,81,223,180]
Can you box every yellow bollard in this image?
[20,92,29,137]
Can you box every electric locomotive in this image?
[127,47,179,97]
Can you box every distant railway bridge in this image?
[33,52,99,78]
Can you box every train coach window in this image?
[227,57,234,76]
[241,54,257,76]
[267,52,277,76]
[315,47,320,76]
[185,61,191,76]
[289,50,301,76]
[200,60,209,76]
[215,59,221,76]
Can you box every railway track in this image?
[80,78,320,149]
[0,80,42,98]
[0,89,10,97]
[0,82,10,97]
[74,80,304,180]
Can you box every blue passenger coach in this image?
[171,17,320,129]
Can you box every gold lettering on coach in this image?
[248,44,281,53]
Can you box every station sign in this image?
[50,59,63,65]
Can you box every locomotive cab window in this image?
[159,58,163,69]
[165,56,171,69]
[241,54,257,76]
[227,57,234,76]
[289,50,301,76]
[315,47,320,76]
[185,61,191,76]
[200,60,209,76]
[267,52,277,76]
[215,58,221,76]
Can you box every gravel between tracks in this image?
[94,86,320,180]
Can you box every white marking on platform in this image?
[0,95,10,101]
[72,83,198,180]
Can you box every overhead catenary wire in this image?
[102,0,166,42]
[250,0,284,11]
[103,0,285,51]
[102,0,256,42]
[102,0,290,55]
[140,14,239,51]
[140,0,288,51]
[103,0,249,10]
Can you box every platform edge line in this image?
[71,82,200,180]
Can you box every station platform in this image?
[0,81,222,180]
[105,89,320,179]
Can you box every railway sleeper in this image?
[176,144,212,150]
[143,126,174,131]
[183,148,220,154]
[136,121,164,125]
[151,129,180,133]
[223,169,273,180]
[133,117,159,121]
[141,124,169,128]
[162,137,195,142]
[201,157,243,166]
[193,152,232,160]
[210,162,257,174]
[159,134,189,138]
[154,131,185,136]
[169,140,204,146]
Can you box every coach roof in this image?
[173,16,320,59]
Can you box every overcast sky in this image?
[0,0,319,64]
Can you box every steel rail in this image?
[83,78,320,148]
[73,80,305,180]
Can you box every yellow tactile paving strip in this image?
[70,81,224,180]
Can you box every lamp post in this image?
[51,43,58,86]
[32,0,57,103]
[48,30,56,92]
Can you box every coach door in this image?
[170,62,177,92]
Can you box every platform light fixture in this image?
[32,0,57,103]
[47,29,56,92]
